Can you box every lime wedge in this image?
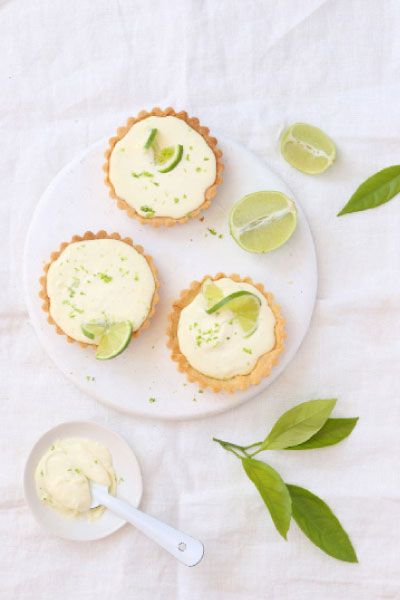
[95,321,132,360]
[230,191,297,253]
[280,123,336,174]
[207,291,261,337]
[202,279,223,308]
[81,323,107,341]
[157,145,183,173]
[144,128,158,149]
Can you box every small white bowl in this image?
[24,421,143,541]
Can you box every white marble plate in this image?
[23,137,317,420]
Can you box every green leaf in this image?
[285,418,358,450]
[260,399,337,451]
[242,458,291,539]
[287,484,358,563]
[337,165,400,216]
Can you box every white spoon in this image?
[90,482,204,567]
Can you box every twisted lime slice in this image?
[157,144,183,173]
[206,291,261,337]
[230,191,297,253]
[95,321,132,360]
[144,128,158,149]
[81,323,107,341]
[202,279,223,308]
[280,123,336,174]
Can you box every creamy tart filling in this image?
[35,438,116,520]
[46,239,155,344]
[177,278,276,380]
[109,115,216,219]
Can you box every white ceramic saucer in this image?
[24,421,143,541]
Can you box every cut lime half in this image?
[95,321,132,360]
[81,323,107,341]
[230,191,297,253]
[157,145,183,173]
[206,291,261,337]
[280,123,336,175]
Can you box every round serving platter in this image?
[24,136,317,420]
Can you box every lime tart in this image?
[104,107,224,226]
[39,231,159,352]
[167,274,285,392]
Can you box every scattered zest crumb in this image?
[148,397,156,403]
[243,347,252,354]
[85,375,95,382]
[207,228,217,236]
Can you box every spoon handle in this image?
[95,488,204,567]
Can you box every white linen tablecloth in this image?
[1,1,400,598]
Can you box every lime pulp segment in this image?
[81,323,107,341]
[157,144,184,173]
[230,191,297,253]
[202,279,224,308]
[280,122,336,175]
[206,290,261,337]
[95,321,133,360]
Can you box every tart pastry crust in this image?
[39,230,160,348]
[104,107,224,227]
[166,273,286,393]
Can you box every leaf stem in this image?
[213,438,264,459]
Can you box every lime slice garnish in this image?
[230,191,297,253]
[206,291,261,337]
[81,323,107,341]
[144,128,158,149]
[157,145,183,173]
[95,321,132,360]
[280,123,336,175]
[202,279,223,308]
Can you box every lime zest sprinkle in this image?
[97,272,112,283]
[207,228,217,235]
[148,397,156,403]
[140,205,155,217]
[243,347,252,354]
[174,197,179,203]
[195,167,202,172]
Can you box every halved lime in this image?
[230,191,297,253]
[207,291,261,337]
[144,128,158,149]
[157,145,183,173]
[81,323,107,341]
[95,321,132,360]
[202,279,223,308]
[280,123,336,174]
